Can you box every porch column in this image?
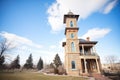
[90,60,92,72]
[91,47,94,54]
[96,58,100,73]
[93,45,96,53]
[82,44,85,55]
[84,59,88,73]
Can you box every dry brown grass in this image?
[0,71,88,80]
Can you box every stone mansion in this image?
[62,11,101,76]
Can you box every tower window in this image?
[70,21,73,27]
[71,61,76,69]
[71,33,74,38]
[71,42,75,52]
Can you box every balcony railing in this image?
[80,52,98,56]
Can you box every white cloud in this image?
[47,0,117,32]
[0,31,65,64]
[81,28,111,40]
[49,45,57,49]
[48,16,64,33]
[103,0,117,14]
[0,31,65,65]
[0,31,43,50]
[59,38,66,45]
[0,31,44,65]
[0,32,31,43]
[46,39,65,63]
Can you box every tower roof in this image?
[63,11,79,23]
[68,11,74,15]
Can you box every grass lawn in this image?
[0,72,88,80]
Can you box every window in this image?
[70,21,73,27]
[71,61,76,69]
[80,49,82,53]
[71,33,74,38]
[71,42,75,52]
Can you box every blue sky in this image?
[0,0,120,65]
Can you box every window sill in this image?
[71,69,77,71]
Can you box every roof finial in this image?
[86,37,90,41]
[68,10,73,15]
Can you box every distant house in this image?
[62,11,102,76]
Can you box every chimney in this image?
[86,37,90,41]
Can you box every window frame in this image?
[70,21,73,27]
[71,60,76,69]
[71,42,75,52]
[71,33,74,38]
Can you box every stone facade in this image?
[62,12,101,76]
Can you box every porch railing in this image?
[80,52,98,56]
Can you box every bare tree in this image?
[105,55,118,70]
[0,37,15,69]
[0,38,12,57]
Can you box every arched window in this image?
[71,61,76,69]
[71,33,74,38]
[70,21,73,27]
[71,42,75,52]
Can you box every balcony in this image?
[79,52,99,59]
[80,52,98,56]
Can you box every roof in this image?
[68,11,74,15]
[63,12,79,23]
[79,39,97,44]
[62,38,97,47]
